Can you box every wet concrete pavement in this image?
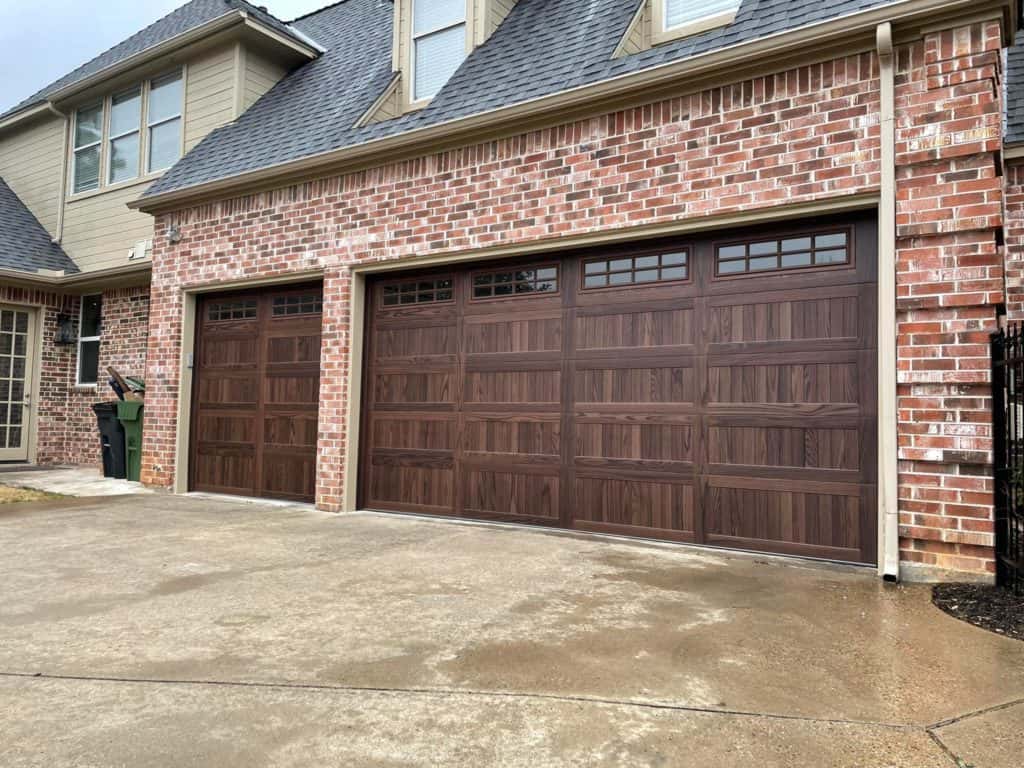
[1,493,1021,766]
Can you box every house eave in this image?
[131,0,1016,214]
[0,262,151,292]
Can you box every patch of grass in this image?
[0,485,64,504]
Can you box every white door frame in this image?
[0,303,41,463]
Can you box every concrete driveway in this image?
[1,493,1022,767]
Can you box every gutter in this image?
[131,0,1015,213]
[0,261,151,291]
[46,103,70,244]
[876,22,901,582]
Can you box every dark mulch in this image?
[932,583,1024,641]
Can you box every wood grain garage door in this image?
[191,284,323,502]
[359,216,878,564]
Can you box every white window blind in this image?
[412,0,466,101]
[73,103,103,193]
[664,0,738,29]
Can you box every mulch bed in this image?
[932,583,1024,642]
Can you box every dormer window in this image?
[653,0,739,44]
[412,0,467,102]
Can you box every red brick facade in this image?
[0,284,149,466]
[131,21,1005,578]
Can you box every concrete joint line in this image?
[1,670,924,733]
[925,695,1024,730]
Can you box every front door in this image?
[0,306,35,462]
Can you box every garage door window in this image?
[717,230,850,276]
[272,294,323,316]
[207,299,257,321]
[381,277,454,307]
[472,266,558,299]
[583,251,688,289]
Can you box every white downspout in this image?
[46,102,69,244]
[877,22,900,581]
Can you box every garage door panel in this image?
[262,450,317,501]
[197,372,258,407]
[574,476,696,539]
[372,414,457,451]
[264,414,318,449]
[368,461,454,512]
[264,371,320,407]
[193,444,256,496]
[576,421,693,465]
[463,469,559,523]
[199,336,259,368]
[575,364,696,406]
[576,305,696,352]
[374,370,454,407]
[464,313,562,354]
[464,368,561,406]
[707,425,861,471]
[374,322,457,362]
[267,334,322,365]
[708,361,860,405]
[463,415,560,460]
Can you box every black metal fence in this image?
[991,325,1024,594]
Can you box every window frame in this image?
[712,226,856,281]
[469,263,561,302]
[76,294,103,388]
[408,0,469,105]
[581,250,690,292]
[146,70,184,174]
[106,86,143,185]
[378,276,456,309]
[68,67,184,198]
[651,0,739,46]
[71,101,105,195]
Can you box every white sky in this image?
[0,0,332,112]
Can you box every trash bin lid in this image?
[92,402,119,414]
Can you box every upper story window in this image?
[654,0,740,44]
[70,69,183,195]
[72,104,103,194]
[412,0,467,102]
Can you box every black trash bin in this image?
[92,402,127,479]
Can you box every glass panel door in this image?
[0,307,35,461]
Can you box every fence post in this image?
[991,328,1008,589]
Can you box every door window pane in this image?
[78,340,100,386]
[80,295,102,337]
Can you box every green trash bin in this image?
[116,400,145,482]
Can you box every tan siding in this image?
[615,2,652,58]
[243,49,289,111]
[0,116,65,237]
[361,76,403,126]
[183,44,237,151]
[61,180,154,273]
[485,0,516,38]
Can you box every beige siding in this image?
[484,0,517,38]
[243,49,289,112]
[61,180,154,273]
[361,76,403,126]
[0,115,65,237]
[183,43,237,151]
[615,2,652,58]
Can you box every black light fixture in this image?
[54,313,76,345]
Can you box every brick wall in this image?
[0,284,150,466]
[893,24,1004,577]
[139,21,1004,578]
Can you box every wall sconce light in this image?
[166,225,182,244]
[54,314,76,345]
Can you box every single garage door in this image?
[190,284,323,502]
[359,216,878,564]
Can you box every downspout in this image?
[877,22,900,581]
[46,103,69,245]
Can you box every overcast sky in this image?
[0,0,330,113]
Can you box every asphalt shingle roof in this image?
[0,178,78,274]
[1007,29,1024,145]
[1,0,307,119]
[147,0,900,199]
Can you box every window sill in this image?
[73,384,99,392]
[67,171,166,204]
[651,10,737,46]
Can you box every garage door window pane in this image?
[381,277,454,307]
[716,230,850,276]
[472,266,559,300]
[581,251,689,290]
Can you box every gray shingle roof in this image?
[147,0,899,199]
[1,0,308,119]
[0,178,78,274]
[1007,29,1024,146]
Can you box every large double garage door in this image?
[360,215,879,564]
